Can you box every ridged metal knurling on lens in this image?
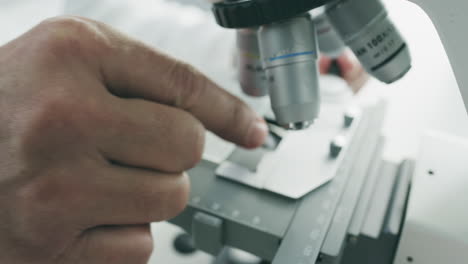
[212,0,332,28]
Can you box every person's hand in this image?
[319,51,370,93]
[0,16,267,264]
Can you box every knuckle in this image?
[39,16,88,32]
[82,226,153,264]
[138,173,190,221]
[22,94,82,148]
[180,116,205,170]
[21,91,103,155]
[127,230,154,263]
[36,17,87,54]
[232,99,250,127]
[155,110,205,173]
[219,98,249,140]
[166,60,192,87]
[167,60,206,109]
[166,173,190,218]
[34,16,109,60]
[192,126,205,167]
[39,91,75,118]
[13,173,76,244]
[17,172,79,215]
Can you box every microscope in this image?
[218,0,411,130]
[169,0,468,263]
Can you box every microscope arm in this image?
[408,0,468,115]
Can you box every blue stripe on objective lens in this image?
[269,51,315,62]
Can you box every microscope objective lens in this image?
[236,28,269,97]
[326,0,412,83]
[258,14,321,129]
[313,9,346,59]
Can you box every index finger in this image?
[80,17,268,149]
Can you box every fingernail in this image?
[246,117,268,148]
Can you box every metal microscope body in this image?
[169,0,468,263]
[213,0,413,129]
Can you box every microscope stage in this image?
[216,103,363,199]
